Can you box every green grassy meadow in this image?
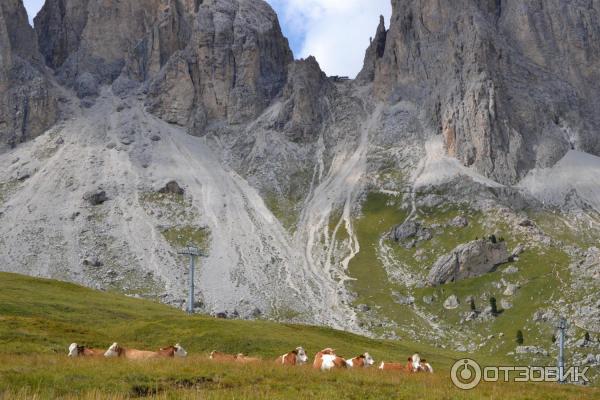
[0,272,597,399]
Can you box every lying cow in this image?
[408,353,433,373]
[235,353,261,363]
[379,354,433,373]
[159,344,188,358]
[378,361,409,371]
[276,347,309,366]
[408,353,422,372]
[68,343,105,357]
[313,348,347,371]
[346,352,375,368]
[104,343,187,359]
[210,351,237,362]
[419,359,434,373]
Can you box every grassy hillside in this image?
[0,272,596,399]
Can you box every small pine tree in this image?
[551,334,557,343]
[585,332,591,342]
[489,234,497,244]
[490,297,498,316]
[470,297,476,312]
[516,330,524,345]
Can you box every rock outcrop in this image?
[0,0,57,151]
[361,0,600,185]
[428,238,509,285]
[143,0,293,131]
[35,0,293,130]
[356,15,387,83]
[273,56,333,142]
[391,220,432,245]
[35,0,164,84]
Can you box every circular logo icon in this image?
[451,358,482,390]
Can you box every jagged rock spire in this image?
[356,15,387,82]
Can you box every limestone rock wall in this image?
[0,0,57,151]
[361,0,600,185]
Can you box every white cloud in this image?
[268,0,392,78]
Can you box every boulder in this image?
[503,265,519,274]
[392,292,415,305]
[517,218,534,227]
[503,283,519,296]
[159,181,184,196]
[428,239,509,285]
[533,309,556,323]
[449,215,469,228]
[501,299,513,309]
[83,190,108,205]
[516,346,548,356]
[584,354,597,365]
[391,220,432,245]
[443,295,460,309]
[357,304,371,312]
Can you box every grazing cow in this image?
[68,343,105,357]
[209,351,237,362]
[346,352,375,368]
[104,343,181,360]
[313,348,347,371]
[276,347,309,366]
[158,344,188,358]
[235,353,261,363]
[419,359,434,373]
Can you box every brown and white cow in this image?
[104,343,187,360]
[158,344,188,358]
[68,343,105,357]
[378,361,409,371]
[408,353,421,372]
[235,353,261,363]
[276,347,309,366]
[419,359,434,373]
[209,351,237,362]
[379,354,432,373]
[313,348,347,371]
[346,352,375,368]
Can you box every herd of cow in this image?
[68,342,434,373]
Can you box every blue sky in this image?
[23,0,391,77]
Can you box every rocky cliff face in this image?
[143,0,293,130]
[35,0,293,129]
[361,0,600,185]
[0,0,57,151]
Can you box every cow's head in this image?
[295,347,308,364]
[174,343,187,357]
[104,342,122,358]
[320,348,335,355]
[363,352,375,366]
[68,343,79,357]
